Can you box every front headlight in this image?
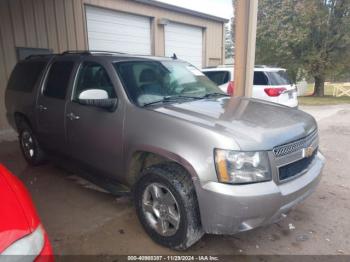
[214,149,271,184]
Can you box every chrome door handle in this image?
[66,112,80,121]
[38,105,47,112]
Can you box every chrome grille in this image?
[278,148,317,181]
[273,130,318,158]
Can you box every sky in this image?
[156,0,233,20]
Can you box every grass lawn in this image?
[298,83,350,106]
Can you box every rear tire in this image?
[134,163,203,250]
[18,121,46,166]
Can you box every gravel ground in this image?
[0,104,349,255]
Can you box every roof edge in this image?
[134,0,229,23]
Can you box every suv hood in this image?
[153,97,317,151]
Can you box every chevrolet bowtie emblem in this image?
[304,146,314,158]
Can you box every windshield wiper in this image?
[143,95,199,107]
[143,93,228,107]
[199,93,229,99]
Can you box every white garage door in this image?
[165,22,203,68]
[85,6,151,55]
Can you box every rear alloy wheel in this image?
[20,130,35,160]
[19,124,46,165]
[135,163,203,250]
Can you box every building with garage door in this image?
[0,0,228,132]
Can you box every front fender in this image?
[126,145,200,183]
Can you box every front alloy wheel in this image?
[134,163,203,250]
[142,183,180,237]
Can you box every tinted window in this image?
[44,61,74,99]
[74,62,116,100]
[203,71,230,85]
[253,72,269,85]
[114,61,222,106]
[265,71,292,85]
[7,61,46,92]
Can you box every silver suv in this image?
[5,51,325,250]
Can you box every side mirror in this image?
[78,89,117,111]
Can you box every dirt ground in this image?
[0,104,349,255]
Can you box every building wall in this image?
[0,0,225,131]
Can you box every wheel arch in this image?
[126,147,199,187]
[14,112,32,131]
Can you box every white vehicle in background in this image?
[202,65,298,108]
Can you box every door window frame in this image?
[70,60,118,103]
[40,58,78,100]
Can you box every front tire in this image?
[18,122,46,166]
[134,163,203,250]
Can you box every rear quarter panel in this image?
[5,90,37,131]
[5,59,50,132]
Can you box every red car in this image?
[0,164,53,260]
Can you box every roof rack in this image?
[61,50,130,56]
[25,54,55,60]
[25,50,131,60]
[89,50,127,55]
[61,50,91,56]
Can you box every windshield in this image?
[114,60,223,106]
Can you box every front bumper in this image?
[195,152,325,234]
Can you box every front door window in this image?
[74,62,116,101]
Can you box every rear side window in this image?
[265,71,292,85]
[44,61,74,99]
[253,72,269,85]
[203,71,230,85]
[7,61,46,92]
